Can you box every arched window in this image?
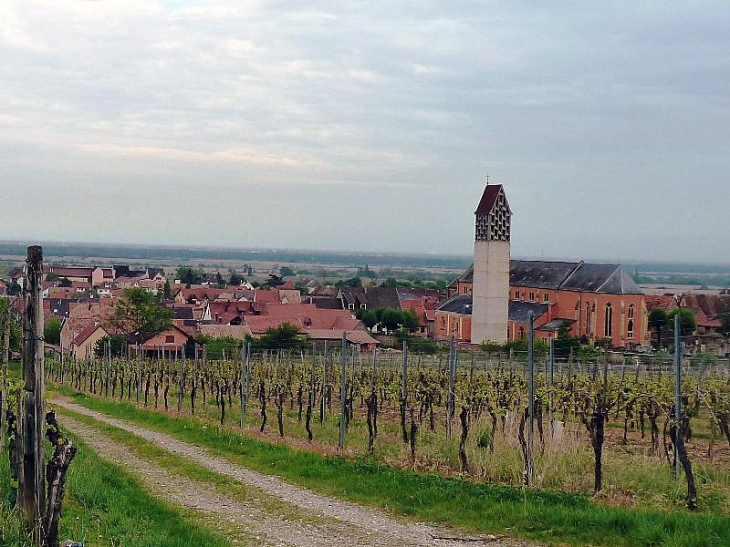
[604,304,613,337]
[628,304,635,319]
[519,326,525,340]
[586,304,591,335]
[627,319,634,339]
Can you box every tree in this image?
[648,308,668,348]
[380,277,398,288]
[94,334,128,357]
[163,279,171,300]
[228,268,243,286]
[176,266,203,287]
[265,274,285,288]
[667,307,697,336]
[253,323,306,350]
[7,282,21,296]
[279,266,295,277]
[356,308,377,330]
[720,312,730,337]
[196,335,241,360]
[58,277,72,288]
[44,318,62,346]
[215,271,225,288]
[108,287,172,344]
[0,299,21,352]
[46,272,59,282]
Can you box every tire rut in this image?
[55,399,532,547]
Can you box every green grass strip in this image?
[53,385,730,547]
[57,406,328,526]
[0,419,233,546]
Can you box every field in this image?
[4,345,730,545]
[44,347,730,512]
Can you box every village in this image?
[2,185,729,362]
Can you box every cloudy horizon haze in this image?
[2,1,728,264]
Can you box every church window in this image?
[604,304,613,337]
[628,304,635,319]
[529,292,535,301]
[627,319,634,339]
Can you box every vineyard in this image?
[44,341,730,514]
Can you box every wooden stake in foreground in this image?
[20,245,46,541]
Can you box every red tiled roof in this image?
[73,323,106,346]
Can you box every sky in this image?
[1,1,729,263]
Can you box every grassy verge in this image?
[57,406,330,527]
[0,427,234,546]
[51,384,730,547]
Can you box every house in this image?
[70,323,108,359]
[140,325,195,357]
[338,287,401,311]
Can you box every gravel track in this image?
[55,400,533,547]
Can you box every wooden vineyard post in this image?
[1,303,10,449]
[240,342,250,427]
[446,336,457,439]
[525,311,535,486]
[400,340,409,444]
[321,341,328,425]
[548,337,555,436]
[338,331,347,450]
[674,313,681,479]
[136,342,141,404]
[20,245,46,542]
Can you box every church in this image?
[435,184,649,349]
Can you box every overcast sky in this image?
[1,1,728,263]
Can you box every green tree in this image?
[279,266,295,277]
[94,334,128,357]
[400,309,419,331]
[7,282,21,296]
[46,272,59,282]
[163,279,171,300]
[667,307,697,336]
[380,277,398,288]
[215,271,225,288]
[197,335,241,359]
[253,323,306,350]
[719,312,730,337]
[108,287,172,344]
[44,317,62,346]
[355,308,377,330]
[176,266,203,287]
[228,268,243,286]
[648,308,668,348]
[0,299,22,352]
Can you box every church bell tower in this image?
[471,184,511,344]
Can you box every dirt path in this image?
[55,400,532,547]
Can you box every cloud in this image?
[0,1,729,259]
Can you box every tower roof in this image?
[474,184,511,216]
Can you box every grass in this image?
[57,406,331,527]
[51,384,730,547]
[0,425,235,546]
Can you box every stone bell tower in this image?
[471,184,511,344]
